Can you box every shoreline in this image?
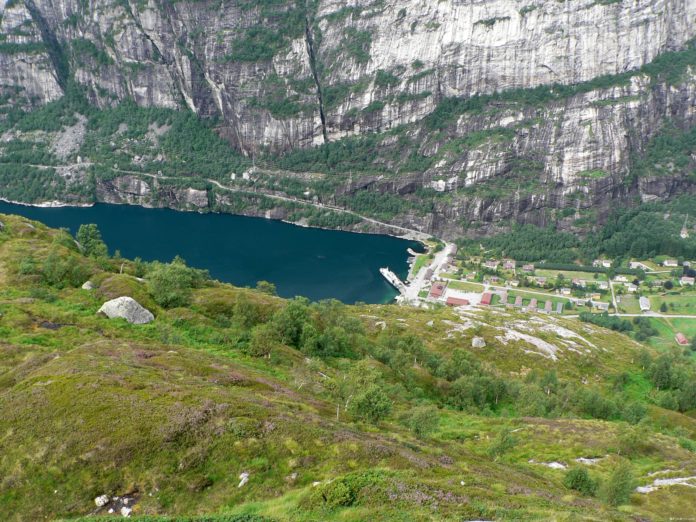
[0,196,429,247]
[0,197,95,209]
[0,198,424,304]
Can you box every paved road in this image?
[564,313,696,319]
[110,170,434,242]
[609,281,618,309]
[402,242,456,302]
[612,313,696,319]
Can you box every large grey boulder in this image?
[98,297,154,324]
[472,337,486,348]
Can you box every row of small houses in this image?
[485,259,614,271]
[484,272,694,292]
[480,274,612,296]
[483,260,536,272]
[486,258,693,274]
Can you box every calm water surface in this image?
[0,202,421,303]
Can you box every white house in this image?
[639,296,651,312]
[663,259,679,267]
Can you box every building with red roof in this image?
[480,292,492,305]
[676,333,689,346]
[429,282,446,299]
[446,296,470,307]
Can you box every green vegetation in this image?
[425,39,696,131]
[600,462,635,506]
[374,69,400,88]
[0,87,251,206]
[580,312,633,332]
[0,41,46,54]
[0,215,696,520]
[474,16,511,28]
[70,39,113,66]
[458,224,581,263]
[147,257,209,308]
[341,28,372,64]
[221,1,309,63]
[458,195,696,262]
[76,223,108,258]
[564,467,598,496]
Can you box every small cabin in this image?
[676,333,689,346]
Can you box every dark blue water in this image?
[0,202,421,303]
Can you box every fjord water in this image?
[0,201,421,303]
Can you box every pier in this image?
[380,267,407,294]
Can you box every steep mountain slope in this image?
[1,214,696,520]
[0,0,695,237]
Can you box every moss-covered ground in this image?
[0,214,695,521]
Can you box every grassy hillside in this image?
[0,214,696,521]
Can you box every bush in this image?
[272,297,309,347]
[600,461,634,506]
[316,480,354,509]
[147,257,208,308]
[579,312,632,333]
[402,405,440,438]
[308,470,389,511]
[42,250,90,288]
[621,401,647,424]
[349,385,391,423]
[563,467,597,496]
[487,428,517,460]
[617,426,653,457]
[246,323,277,357]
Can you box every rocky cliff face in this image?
[3,0,695,151]
[1,0,695,238]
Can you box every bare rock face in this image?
[1,0,695,237]
[2,0,694,152]
[98,297,154,324]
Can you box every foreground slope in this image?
[1,214,696,521]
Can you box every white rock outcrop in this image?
[98,297,154,324]
[472,337,486,348]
